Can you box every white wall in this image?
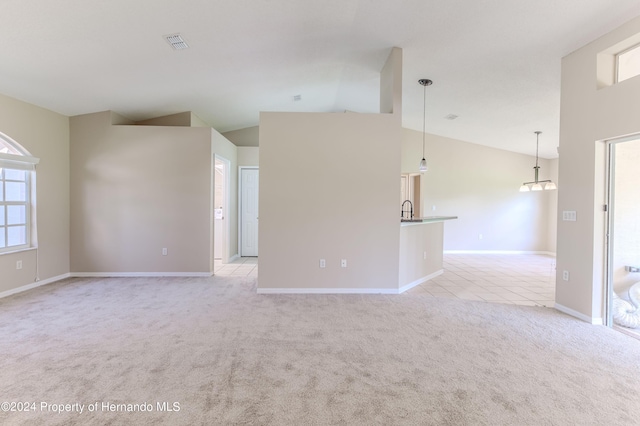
[238,147,259,167]
[136,112,192,127]
[134,112,210,128]
[399,222,444,288]
[258,112,400,291]
[212,129,239,259]
[401,128,557,252]
[70,111,214,274]
[223,126,259,147]
[547,158,559,254]
[558,14,640,321]
[0,93,70,293]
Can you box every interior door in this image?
[241,168,259,256]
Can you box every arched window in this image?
[0,132,39,253]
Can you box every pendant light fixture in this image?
[519,131,557,192]
[418,78,432,172]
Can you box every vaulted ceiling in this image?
[2,0,640,158]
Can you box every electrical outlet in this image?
[319,259,326,268]
[562,270,569,281]
[423,251,427,260]
[341,259,347,268]
[432,205,436,211]
[16,260,22,270]
[162,248,168,256]
[478,234,483,240]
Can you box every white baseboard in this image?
[554,303,603,325]
[444,250,556,256]
[257,287,401,295]
[258,270,445,295]
[1,271,216,299]
[398,269,444,293]
[0,273,71,299]
[228,254,240,263]
[71,272,213,278]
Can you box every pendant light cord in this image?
[535,131,539,169]
[422,83,426,159]
[417,79,432,171]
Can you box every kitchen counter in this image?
[399,215,457,292]
[401,216,458,225]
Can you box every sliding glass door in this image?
[606,136,640,338]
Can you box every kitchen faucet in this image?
[401,200,413,219]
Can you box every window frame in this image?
[0,168,31,253]
[615,42,640,84]
[0,132,39,255]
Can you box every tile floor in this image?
[215,253,557,307]
[406,253,556,307]
[214,257,258,277]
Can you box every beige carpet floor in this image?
[1,275,639,425]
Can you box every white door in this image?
[241,168,259,256]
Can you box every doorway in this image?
[606,135,640,339]
[239,167,259,257]
[214,156,230,263]
[401,173,421,217]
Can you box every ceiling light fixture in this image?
[418,78,432,172]
[519,131,557,192]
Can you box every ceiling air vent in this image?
[444,114,458,120]
[164,34,189,50]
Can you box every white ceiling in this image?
[2,1,640,158]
